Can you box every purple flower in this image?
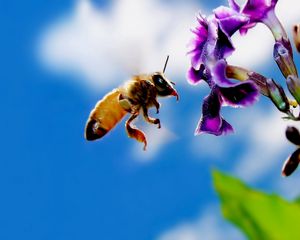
[228,0,278,34]
[188,11,248,72]
[187,64,208,85]
[213,5,250,35]
[188,10,248,85]
[194,60,259,136]
[187,9,259,136]
[228,0,298,78]
[195,86,234,136]
[213,60,259,107]
[188,14,209,71]
[241,0,277,22]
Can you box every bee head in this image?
[152,72,179,100]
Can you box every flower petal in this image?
[188,14,209,69]
[219,83,259,107]
[228,0,240,12]
[213,59,234,86]
[214,22,235,59]
[213,60,259,107]
[219,118,234,135]
[242,0,277,23]
[187,65,206,85]
[239,22,257,35]
[195,87,233,136]
[214,6,249,36]
[188,14,237,68]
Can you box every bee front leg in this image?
[126,113,147,151]
[142,106,161,129]
[153,99,160,114]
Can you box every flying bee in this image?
[84,56,179,150]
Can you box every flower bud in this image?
[286,126,300,146]
[274,42,298,78]
[293,24,300,52]
[266,78,289,112]
[282,148,300,177]
[287,75,300,105]
[247,72,269,97]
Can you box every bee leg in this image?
[142,106,161,129]
[153,99,160,114]
[126,113,147,151]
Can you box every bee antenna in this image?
[163,55,169,73]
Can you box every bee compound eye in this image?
[154,75,165,86]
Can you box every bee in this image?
[84,56,179,150]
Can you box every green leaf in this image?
[293,196,300,205]
[213,170,300,240]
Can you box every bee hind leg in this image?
[142,106,161,129]
[126,113,147,151]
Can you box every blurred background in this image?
[2,0,300,239]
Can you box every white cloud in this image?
[228,23,274,69]
[157,206,245,240]
[277,0,300,26]
[39,0,200,90]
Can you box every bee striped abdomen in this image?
[85,89,127,141]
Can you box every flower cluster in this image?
[187,8,259,136]
[188,0,300,176]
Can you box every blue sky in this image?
[3,0,300,239]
